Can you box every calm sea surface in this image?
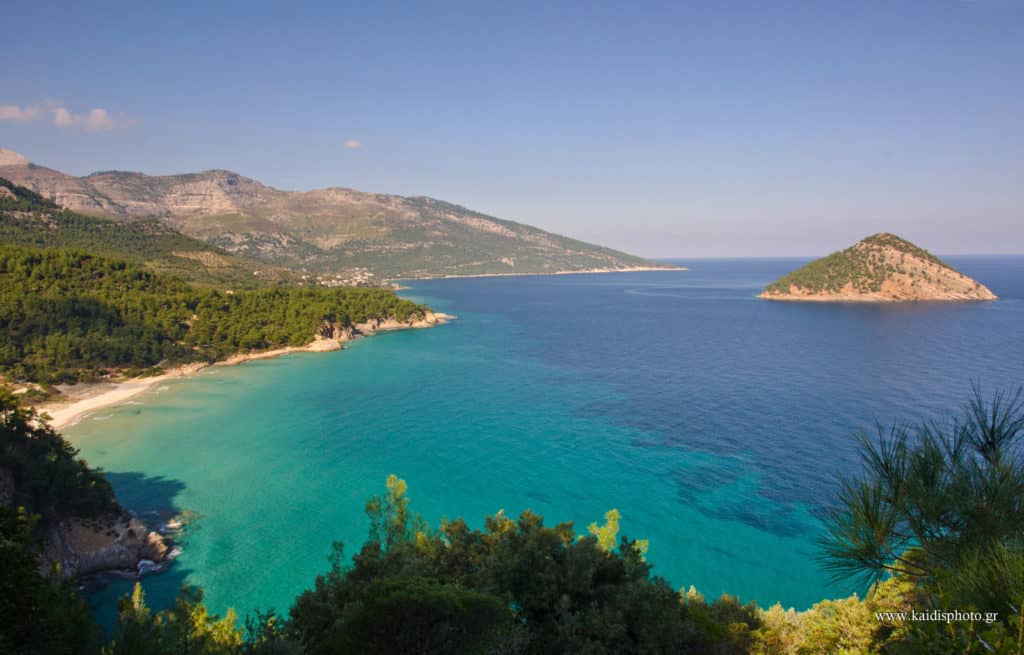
[68,257,1024,626]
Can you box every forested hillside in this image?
[0,177,297,287]
[0,246,426,383]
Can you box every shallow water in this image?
[68,256,1024,626]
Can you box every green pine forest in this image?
[0,246,425,383]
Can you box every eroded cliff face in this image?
[0,148,30,167]
[42,511,169,579]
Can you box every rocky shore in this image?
[42,511,172,580]
[0,468,175,582]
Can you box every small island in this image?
[759,233,997,302]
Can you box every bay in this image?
[68,256,1024,626]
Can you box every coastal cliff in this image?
[324,309,454,344]
[760,233,997,302]
[0,393,172,583]
[42,511,169,579]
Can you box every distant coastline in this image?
[38,312,454,430]
[37,266,679,428]
[392,264,685,283]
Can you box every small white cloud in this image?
[0,104,44,122]
[53,106,125,131]
[82,108,117,131]
[344,139,363,150]
[0,101,132,131]
[52,106,75,128]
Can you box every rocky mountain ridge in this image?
[0,148,674,280]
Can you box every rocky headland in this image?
[0,454,172,582]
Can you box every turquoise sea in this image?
[68,257,1024,627]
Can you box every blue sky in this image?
[2,1,1022,256]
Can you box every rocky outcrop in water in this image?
[41,511,170,579]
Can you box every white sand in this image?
[40,362,210,429]
[39,343,339,429]
[36,313,456,431]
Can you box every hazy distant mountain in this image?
[760,233,997,302]
[0,149,674,281]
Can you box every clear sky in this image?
[2,1,1022,257]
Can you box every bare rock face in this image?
[0,148,29,167]
[760,233,997,303]
[0,161,119,214]
[42,511,169,578]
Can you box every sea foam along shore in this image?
[430,265,685,280]
[39,311,454,430]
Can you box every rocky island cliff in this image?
[759,233,997,302]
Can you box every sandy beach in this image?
[36,312,455,430]
[38,339,346,430]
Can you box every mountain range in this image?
[0,148,673,282]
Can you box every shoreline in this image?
[38,312,454,430]
[757,292,997,303]
[389,265,685,283]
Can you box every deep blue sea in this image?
[66,256,1024,627]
